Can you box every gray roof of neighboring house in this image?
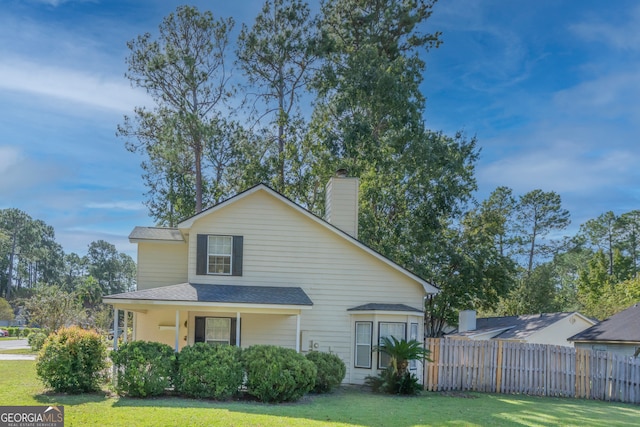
[347,303,423,313]
[568,302,640,343]
[129,226,184,242]
[451,312,586,340]
[104,283,313,306]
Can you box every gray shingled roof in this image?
[452,312,583,340]
[347,303,422,313]
[104,283,313,306]
[129,226,184,242]
[568,303,640,343]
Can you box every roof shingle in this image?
[104,283,313,306]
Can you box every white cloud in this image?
[86,201,145,211]
[569,5,640,51]
[553,70,640,121]
[478,138,637,195]
[0,146,21,173]
[0,57,149,113]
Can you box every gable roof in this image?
[451,312,594,340]
[104,283,313,307]
[177,184,438,295]
[568,303,640,343]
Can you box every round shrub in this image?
[110,340,176,397]
[305,351,346,393]
[21,327,32,338]
[176,343,243,400]
[36,326,107,393]
[242,345,316,403]
[28,331,47,351]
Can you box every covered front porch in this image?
[103,283,313,352]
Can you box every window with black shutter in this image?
[194,316,238,346]
[196,235,243,276]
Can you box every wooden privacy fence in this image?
[424,338,640,404]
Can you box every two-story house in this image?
[104,173,438,384]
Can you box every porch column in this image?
[296,313,301,353]
[132,312,137,341]
[123,311,129,343]
[236,312,241,347]
[174,310,180,352]
[113,307,119,350]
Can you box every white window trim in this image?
[205,317,231,345]
[207,235,233,275]
[355,321,373,369]
[378,322,407,369]
[409,322,419,370]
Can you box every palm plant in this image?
[378,336,431,377]
[366,337,431,395]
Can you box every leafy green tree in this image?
[617,210,640,277]
[0,297,14,321]
[236,0,318,197]
[0,209,63,298]
[579,211,618,275]
[62,252,88,291]
[22,284,86,332]
[424,204,516,336]
[87,240,136,295]
[514,189,570,275]
[481,186,517,257]
[119,5,235,219]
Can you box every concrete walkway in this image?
[0,354,36,360]
[0,338,35,360]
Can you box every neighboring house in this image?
[446,310,596,347]
[103,174,438,385]
[568,302,640,357]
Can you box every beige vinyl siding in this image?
[184,190,425,383]
[574,342,640,357]
[325,177,359,238]
[136,241,188,290]
[530,314,595,347]
[240,314,297,349]
[134,309,188,350]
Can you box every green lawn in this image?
[2,361,639,427]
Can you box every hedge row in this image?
[2,327,41,338]
[111,342,345,402]
[36,332,346,403]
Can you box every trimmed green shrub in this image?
[21,327,31,338]
[27,331,47,351]
[110,340,176,397]
[176,343,243,400]
[7,327,18,337]
[243,345,316,403]
[305,351,346,393]
[36,326,107,393]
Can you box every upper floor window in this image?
[196,234,243,276]
[208,236,232,274]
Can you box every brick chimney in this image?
[325,169,359,238]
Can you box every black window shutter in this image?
[230,317,238,346]
[194,317,205,343]
[232,236,243,276]
[196,234,208,275]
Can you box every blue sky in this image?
[1,0,638,258]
